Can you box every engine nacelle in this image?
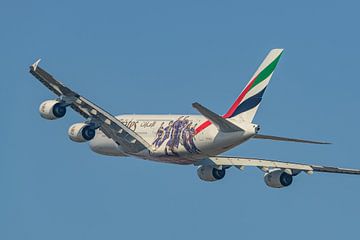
[264,169,293,188]
[68,123,96,142]
[197,165,226,182]
[39,100,66,120]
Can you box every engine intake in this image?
[264,169,293,188]
[197,165,226,182]
[39,100,66,120]
[68,123,96,142]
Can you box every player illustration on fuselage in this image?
[152,122,165,148]
[151,116,200,156]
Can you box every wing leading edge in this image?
[29,60,150,153]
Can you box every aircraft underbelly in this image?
[89,131,127,156]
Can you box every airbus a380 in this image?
[29,49,360,188]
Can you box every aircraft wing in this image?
[29,60,150,153]
[196,156,360,175]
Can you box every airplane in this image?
[29,49,360,188]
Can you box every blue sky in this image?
[1,0,360,239]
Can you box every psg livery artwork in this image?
[152,116,200,156]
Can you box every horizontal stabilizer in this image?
[192,102,244,132]
[253,134,331,145]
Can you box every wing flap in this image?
[30,63,79,97]
[74,96,151,152]
[198,156,313,171]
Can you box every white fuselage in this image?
[89,114,258,165]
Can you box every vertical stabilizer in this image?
[223,49,283,122]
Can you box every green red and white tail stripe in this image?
[196,49,283,134]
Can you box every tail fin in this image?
[223,49,283,122]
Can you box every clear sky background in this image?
[1,0,360,239]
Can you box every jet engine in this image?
[68,123,96,142]
[264,169,293,188]
[197,165,226,182]
[39,100,66,120]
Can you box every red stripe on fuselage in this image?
[195,77,257,134]
[195,120,211,134]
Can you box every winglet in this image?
[31,59,41,71]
